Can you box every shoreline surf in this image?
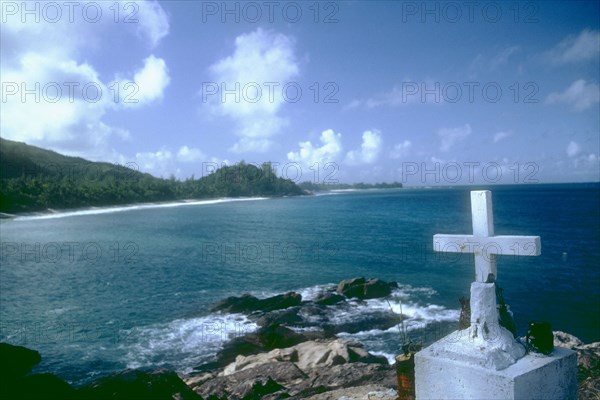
[7,197,271,221]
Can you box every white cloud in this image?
[566,141,581,157]
[343,99,362,111]
[438,124,472,152]
[490,46,520,70]
[390,140,412,159]
[546,79,600,112]
[493,131,512,143]
[135,149,173,177]
[345,130,382,165]
[124,55,170,106]
[134,145,208,177]
[0,0,171,160]
[546,29,600,64]
[206,28,299,153]
[135,0,170,47]
[287,129,342,166]
[343,79,443,110]
[177,145,205,162]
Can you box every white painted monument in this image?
[415,190,577,399]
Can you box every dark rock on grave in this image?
[458,296,470,330]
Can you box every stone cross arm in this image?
[433,190,541,283]
[433,234,541,257]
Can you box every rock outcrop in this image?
[336,277,397,300]
[0,343,76,400]
[185,338,394,399]
[78,368,201,400]
[0,342,201,400]
[554,331,600,400]
[215,324,308,367]
[211,292,302,314]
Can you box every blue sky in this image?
[1,0,599,185]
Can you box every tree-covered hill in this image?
[0,138,304,214]
[299,181,403,191]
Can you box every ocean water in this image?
[1,183,598,384]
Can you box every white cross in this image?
[433,190,541,282]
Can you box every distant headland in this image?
[0,139,406,216]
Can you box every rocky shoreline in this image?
[1,277,598,399]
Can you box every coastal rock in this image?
[193,339,393,399]
[293,339,387,372]
[210,294,260,313]
[294,363,396,396]
[332,310,404,335]
[579,375,600,400]
[314,292,345,306]
[257,324,307,350]
[230,376,285,399]
[257,292,302,312]
[222,339,387,377]
[78,368,201,400]
[0,342,42,378]
[0,343,76,400]
[216,324,306,366]
[552,332,600,400]
[302,386,397,400]
[20,373,77,400]
[211,292,302,314]
[336,277,395,300]
[554,330,584,349]
[576,342,600,374]
[191,362,304,399]
[337,277,367,298]
[223,348,299,375]
[255,306,303,327]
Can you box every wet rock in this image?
[255,307,303,327]
[332,310,403,335]
[336,277,394,300]
[210,294,260,313]
[211,292,302,314]
[336,277,367,298]
[257,292,302,312]
[314,292,345,306]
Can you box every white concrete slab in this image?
[415,334,577,400]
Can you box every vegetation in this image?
[0,138,303,214]
[299,181,403,191]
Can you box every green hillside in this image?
[0,138,304,214]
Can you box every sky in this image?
[1,0,599,185]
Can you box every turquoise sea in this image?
[1,183,598,384]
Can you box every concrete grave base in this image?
[415,333,577,400]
